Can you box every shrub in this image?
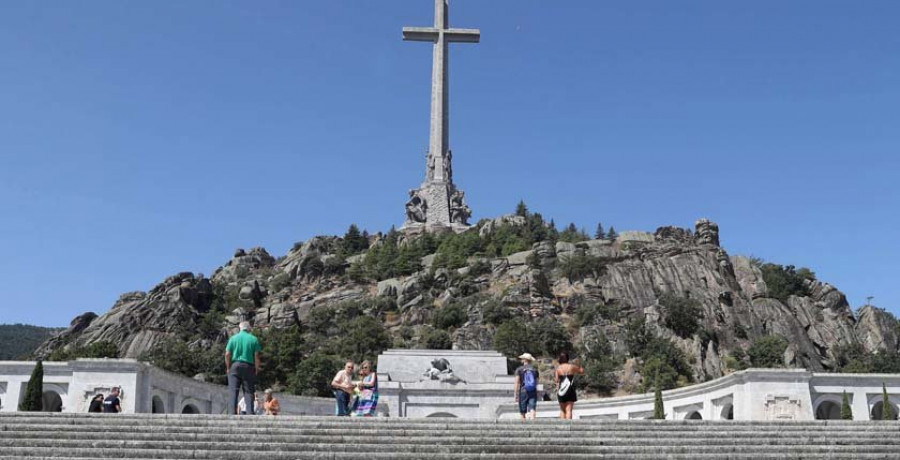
[421,328,453,350]
[139,339,226,385]
[493,319,535,358]
[559,253,605,281]
[559,223,589,243]
[18,360,43,411]
[659,294,703,339]
[747,335,788,368]
[624,317,654,357]
[432,302,467,330]
[432,231,484,270]
[47,340,120,361]
[333,316,392,363]
[258,325,307,389]
[268,272,291,293]
[481,299,512,326]
[531,317,573,357]
[575,302,619,326]
[287,352,344,397]
[579,330,619,395]
[760,263,815,301]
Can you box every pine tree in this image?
[652,377,665,420]
[841,391,853,420]
[341,224,369,256]
[606,226,618,240]
[883,383,895,420]
[515,200,529,217]
[595,223,605,240]
[18,360,43,411]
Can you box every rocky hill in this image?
[0,324,63,360]
[34,210,900,395]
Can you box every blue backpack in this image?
[522,368,537,392]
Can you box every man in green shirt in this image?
[225,321,262,415]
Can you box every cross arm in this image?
[403,27,481,44]
[403,27,440,42]
[444,28,480,43]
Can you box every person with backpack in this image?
[514,353,539,421]
[555,352,584,419]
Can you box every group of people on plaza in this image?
[221,322,576,419]
[331,359,379,417]
[82,322,578,418]
[225,321,378,417]
[87,386,122,413]
[514,351,584,420]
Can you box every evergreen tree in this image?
[606,226,618,240]
[595,223,605,240]
[515,200,529,217]
[883,383,895,420]
[340,224,369,256]
[841,391,853,420]
[652,376,665,420]
[18,360,43,411]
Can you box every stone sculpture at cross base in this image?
[400,0,479,234]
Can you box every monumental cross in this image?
[402,0,478,231]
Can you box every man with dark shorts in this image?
[225,321,262,415]
[514,353,539,421]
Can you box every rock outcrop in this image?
[37,217,899,393]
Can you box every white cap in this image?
[239,321,251,331]
[518,353,535,362]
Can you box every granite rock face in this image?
[36,273,213,358]
[37,217,899,393]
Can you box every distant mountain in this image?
[0,324,62,360]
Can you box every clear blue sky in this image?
[1,1,898,327]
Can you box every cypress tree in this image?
[883,383,895,420]
[18,360,44,412]
[840,391,853,420]
[652,377,665,420]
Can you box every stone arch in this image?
[425,412,457,418]
[685,411,702,420]
[41,391,63,412]
[720,404,734,420]
[181,403,200,414]
[151,396,165,414]
[815,401,841,420]
[870,401,899,421]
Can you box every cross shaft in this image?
[403,0,480,183]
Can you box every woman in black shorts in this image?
[555,352,584,419]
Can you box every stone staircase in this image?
[2,413,899,459]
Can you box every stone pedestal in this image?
[376,349,533,418]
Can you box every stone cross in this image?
[403,0,480,183]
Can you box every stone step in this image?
[2,445,898,459]
[6,416,900,432]
[2,456,894,460]
[6,422,899,435]
[7,413,900,427]
[4,430,898,445]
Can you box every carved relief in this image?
[764,394,801,420]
